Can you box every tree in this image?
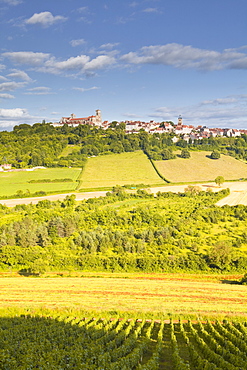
[180,149,190,158]
[27,258,49,276]
[161,148,175,160]
[210,150,220,159]
[208,241,232,269]
[215,176,225,187]
[184,185,201,195]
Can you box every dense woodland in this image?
[1,122,247,168]
[0,187,247,274]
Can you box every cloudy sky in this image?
[0,0,246,130]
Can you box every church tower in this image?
[95,109,102,125]
[178,115,183,125]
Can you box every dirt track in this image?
[1,182,247,207]
[0,191,108,207]
[150,182,247,206]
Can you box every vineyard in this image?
[0,311,247,369]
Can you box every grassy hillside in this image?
[0,168,81,197]
[155,151,247,183]
[79,151,164,190]
[58,144,81,158]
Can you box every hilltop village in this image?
[53,110,247,143]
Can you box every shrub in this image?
[180,149,190,158]
[210,150,220,159]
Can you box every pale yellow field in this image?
[0,275,246,318]
[155,152,247,182]
[216,181,247,206]
[79,151,164,189]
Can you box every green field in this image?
[155,151,247,183]
[0,168,82,197]
[79,151,164,190]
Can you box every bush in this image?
[210,150,220,159]
[240,273,247,285]
[180,149,190,158]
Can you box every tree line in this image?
[1,122,247,168]
[0,187,247,274]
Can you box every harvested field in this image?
[155,151,247,182]
[0,274,246,318]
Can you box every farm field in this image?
[0,274,246,318]
[0,167,82,197]
[0,273,246,369]
[0,311,246,370]
[155,151,247,182]
[79,151,164,190]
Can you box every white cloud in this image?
[0,108,38,128]
[43,55,90,74]
[153,95,247,128]
[84,55,116,72]
[70,39,86,47]
[0,108,28,118]
[142,8,159,13]
[24,87,53,95]
[78,7,89,13]
[7,69,32,81]
[0,65,6,71]
[0,93,14,99]
[25,12,67,27]
[73,86,99,92]
[0,76,8,81]
[2,51,116,76]
[100,43,119,49]
[0,81,25,91]
[0,0,22,5]
[3,51,50,66]
[201,97,237,106]
[121,43,247,71]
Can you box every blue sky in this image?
[0,0,246,130]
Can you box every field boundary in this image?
[75,166,85,190]
[145,151,170,183]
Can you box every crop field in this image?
[0,273,246,369]
[0,274,246,318]
[155,151,247,183]
[0,168,82,197]
[0,311,246,370]
[79,151,164,190]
